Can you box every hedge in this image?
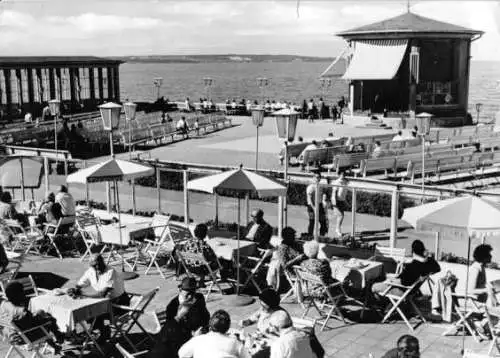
[135,171,423,218]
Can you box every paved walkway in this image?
[0,256,493,358]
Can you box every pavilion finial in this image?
[407,0,411,13]
[239,163,243,170]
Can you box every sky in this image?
[0,0,499,60]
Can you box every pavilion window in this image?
[21,69,30,104]
[40,69,50,102]
[102,68,108,99]
[61,68,71,101]
[33,69,41,103]
[79,68,90,100]
[93,67,100,99]
[10,70,20,104]
[0,71,6,105]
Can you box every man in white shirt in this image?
[305,174,327,237]
[372,141,384,158]
[24,112,33,123]
[70,254,127,342]
[269,310,316,358]
[55,185,75,217]
[329,172,348,238]
[178,310,250,358]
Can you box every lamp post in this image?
[48,99,60,165]
[99,102,122,157]
[475,103,483,124]
[257,77,269,106]
[123,101,137,159]
[153,77,163,100]
[251,107,265,170]
[416,112,433,197]
[273,108,299,227]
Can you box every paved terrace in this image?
[0,255,493,358]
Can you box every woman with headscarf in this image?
[239,288,285,334]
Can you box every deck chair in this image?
[75,216,102,261]
[140,222,179,279]
[43,216,76,259]
[152,309,167,335]
[240,248,273,293]
[0,275,49,299]
[115,343,148,357]
[369,246,407,278]
[294,266,349,331]
[0,318,53,358]
[176,250,226,301]
[110,287,160,352]
[0,251,24,284]
[5,220,45,256]
[380,275,430,331]
[484,306,500,356]
[442,292,486,342]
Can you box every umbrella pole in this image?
[20,158,25,201]
[461,234,472,355]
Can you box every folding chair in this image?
[43,216,76,259]
[115,343,148,358]
[380,275,429,331]
[152,309,167,334]
[484,305,500,356]
[0,274,49,299]
[4,220,45,256]
[0,318,53,358]
[0,251,24,283]
[75,216,102,261]
[240,248,273,293]
[294,266,349,331]
[442,292,486,342]
[176,250,226,301]
[110,287,160,352]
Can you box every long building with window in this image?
[0,56,122,120]
[336,11,483,126]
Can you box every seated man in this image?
[0,281,64,353]
[382,334,420,358]
[245,209,273,249]
[178,310,250,358]
[240,288,285,334]
[69,254,128,340]
[149,277,210,358]
[372,240,441,300]
[268,310,322,358]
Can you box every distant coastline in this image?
[108,54,336,64]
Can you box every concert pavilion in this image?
[335,11,483,126]
[0,56,123,119]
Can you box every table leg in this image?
[77,319,105,357]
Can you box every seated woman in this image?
[266,227,305,290]
[468,244,497,306]
[239,288,285,334]
[0,281,64,353]
[36,192,59,225]
[299,241,338,298]
[177,224,220,288]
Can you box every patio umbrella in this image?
[402,195,500,355]
[402,196,500,239]
[0,156,45,200]
[67,158,154,277]
[187,165,287,305]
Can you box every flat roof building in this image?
[0,56,123,120]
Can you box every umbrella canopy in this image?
[187,168,287,197]
[402,196,500,238]
[0,156,44,189]
[67,158,154,184]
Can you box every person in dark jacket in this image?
[372,240,441,299]
[148,277,210,358]
[245,209,273,249]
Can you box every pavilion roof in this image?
[337,12,483,38]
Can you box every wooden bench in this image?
[361,157,397,177]
[326,152,369,174]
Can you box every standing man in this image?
[245,208,273,249]
[306,174,327,237]
[329,171,348,238]
[55,185,75,217]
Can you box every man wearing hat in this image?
[149,277,210,358]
